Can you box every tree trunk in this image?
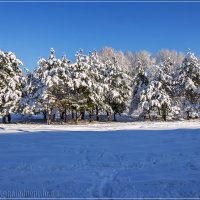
[187,111,190,120]
[43,111,47,120]
[107,111,112,121]
[7,114,11,124]
[162,112,167,121]
[71,110,74,120]
[60,111,65,120]
[47,115,51,125]
[81,111,85,120]
[50,108,55,122]
[96,105,99,121]
[109,114,112,121]
[64,108,67,123]
[74,112,82,125]
[47,109,52,125]
[148,110,151,121]
[52,114,56,121]
[114,113,117,121]
[2,116,6,124]
[158,108,161,116]
[89,113,92,122]
[162,105,167,121]
[75,110,78,124]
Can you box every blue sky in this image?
[0,2,200,70]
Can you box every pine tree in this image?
[0,51,23,123]
[103,57,131,121]
[34,48,62,124]
[138,58,176,121]
[19,68,36,116]
[178,50,200,119]
[70,49,94,124]
[88,50,106,121]
[129,58,149,115]
[159,57,181,119]
[54,54,73,122]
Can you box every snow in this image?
[0,121,200,198]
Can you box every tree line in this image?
[0,47,199,124]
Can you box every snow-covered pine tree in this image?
[34,48,62,124]
[0,51,23,123]
[70,49,94,124]
[54,54,73,122]
[129,58,149,115]
[138,58,176,121]
[178,50,200,119]
[88,50,107,121]
[19,68,36,116]
[139,81,170,121]
[157,57,181,119]
[103,57,131,121]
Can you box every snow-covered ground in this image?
[0,121,200,198]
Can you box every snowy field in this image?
[0,121,200,198]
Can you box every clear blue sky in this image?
[0,2,200,70]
